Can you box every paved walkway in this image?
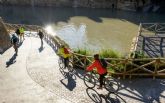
[0,36,165,103]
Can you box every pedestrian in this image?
[10,33,19,55]
[19,27,25,42]
[15,28,20,42]
[112,3,115,10]
[38,30,44,47]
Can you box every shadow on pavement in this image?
[105,92,126,103]
[86,88,126,103]
[71,67,165,103]
[60,70,77,91]
[18,41,23,48]
[38,46,44,52]
[117,79,165,103]
[73,68,85,80]
[6,53,17,68]
[86,88,102,103]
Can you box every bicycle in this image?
[84,71,119,93]
[58,56,74,73]
[58,56,65,69]
[86,88,126,103]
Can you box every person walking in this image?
[86,54,107,89]
[38,30,44,47]
[15,28,20,42]
[11,33,19,55]
[19,27,25,42]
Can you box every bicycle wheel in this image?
[86,88,102,103]
[106,92,126,103]
[58,57,65,69]
[59,67,66,77]
[104,78,119,93]
[84,72,96,88]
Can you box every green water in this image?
[1,5,165,55]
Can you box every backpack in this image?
[11,34,18,44]
[64,48,69,54]
[100,58,108,68]
[15,29,20,35]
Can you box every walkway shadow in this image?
[6,53,17,68]
[117,79,165,103]
[86,88,126,103]
[105,93,126,103]
[86,88,102,103]
[38,46,44,52]
[71,67,165,102]
[139,35,165,57]
[72,68,86,80]
[44,37,58,53]
[60,70,77,91]
[18,41,23,48]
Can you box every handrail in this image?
[141,23,165,34]
[130,23,165,58]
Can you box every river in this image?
[1,5,165,55]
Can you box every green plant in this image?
[74,48,90,55]
[131,50,148,59]
[99,49,120,58]
[72,48,91,69]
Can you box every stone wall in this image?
[0,17,11,54]
[0,0,117,8]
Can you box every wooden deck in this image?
[130,23,165,58]
[136,34,165,57]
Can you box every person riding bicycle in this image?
[57,45,71,68]
[86,54,107,89]
[11,33,19,55]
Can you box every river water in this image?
[1,5,165,55]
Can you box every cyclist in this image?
[86,54,107,89]
[11,33,19,55]
[57,45,71,68]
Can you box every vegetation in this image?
[99,49,120,58]
[130,50,148,59]
[73,48,90,56]
[73,48,120,58]
[72,48,165,78]
[72,48,122,72]
[72,48,91,69]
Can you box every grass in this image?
[99,49,121,58]
[73,48,122,71]
[73,48,121,58]
[130,50,148,58]
[73,48,90,55]
[72,48,164,78]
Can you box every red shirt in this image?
[87,60,107,75]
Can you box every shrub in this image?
[72,48,91,69]
[99,49,120,58]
